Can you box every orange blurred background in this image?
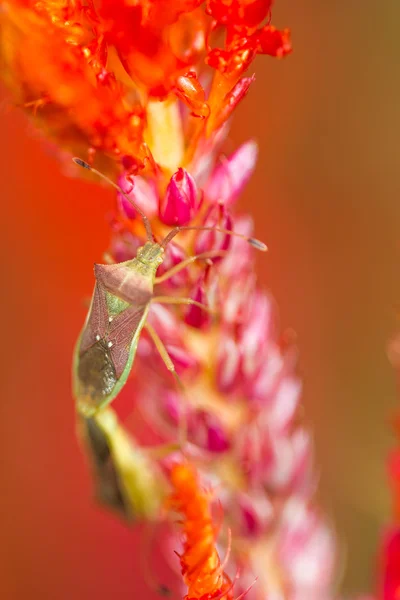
[1,1,400,598]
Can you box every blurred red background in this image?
[1,1,400,598]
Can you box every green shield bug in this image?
[72,158,267,417]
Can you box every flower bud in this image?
[250,343,300,430]
[164,342,199,376]
[184,273,212,329]
[159,168,200,226]
[117,174,158,219]
[278,499,335,595]
[223,273,256,325]
[235,419,274,485]
[162,389,183,426]
[156,241,189,288]
[205,141,258,205]
[266,376,302,434]
[216,331,243,395]
[190,409,230,453]
[194,203,233,257]
[148,303,182,340]
[190,123,230,186]
[236,492,274,538]
[267,429,313,493]
[212,76,255,132]
[241,293,273,382]
[109,232,142,263]
[220,215,254,279]
[257,26,292,58]
[175,72,210,118]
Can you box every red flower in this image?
[382,528,400,600]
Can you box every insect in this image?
[72,157,267,418]
[77,407,164,521]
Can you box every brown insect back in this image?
[74,245,164,417]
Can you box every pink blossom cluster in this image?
[104,128,339,599]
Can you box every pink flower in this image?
[205,141,258,206]
[159,168,200,226]
[217,330,242,394]
[235,492,274,538]
[194,203,233,256]
[381,527,400,600]
[278,499,336,598]
[156,241,189,288]
[117,174,158,219]
[184,272,213,329]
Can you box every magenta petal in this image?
[162,389,182,426]
[109,232,142,263]
[268,429,313,493]
[241,292,274,382]
[279,500,336,595]
[194,203,233,257]
[214,76,255,130]
[117,174,158,219]
[148,303,182,339]
[191,410,230,453]
[216,332,242,395]
[206,419,230,452]
[164,343,199,375]
[205,140,258,206]
[223,273,256,325]
[159,168,199,226]
[237,492,273,538]
[156,240,189,288]
[184,275,212,329]
[268,376,302,434]
[220,214,254,278]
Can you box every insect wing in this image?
[79,280,109,354]
[74,303,148,415]
[107,304,147,378]
[74,264,151,415]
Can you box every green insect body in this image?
[73,242,164,417]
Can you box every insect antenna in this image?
[160,225,267,252]
[72,157,154,242]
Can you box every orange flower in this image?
[169,463,233,600]
[0,1,291,172]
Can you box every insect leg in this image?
[144,321,177,374]
[143,322,188,448]
[151,296,217,316]
[154,250,228,284]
